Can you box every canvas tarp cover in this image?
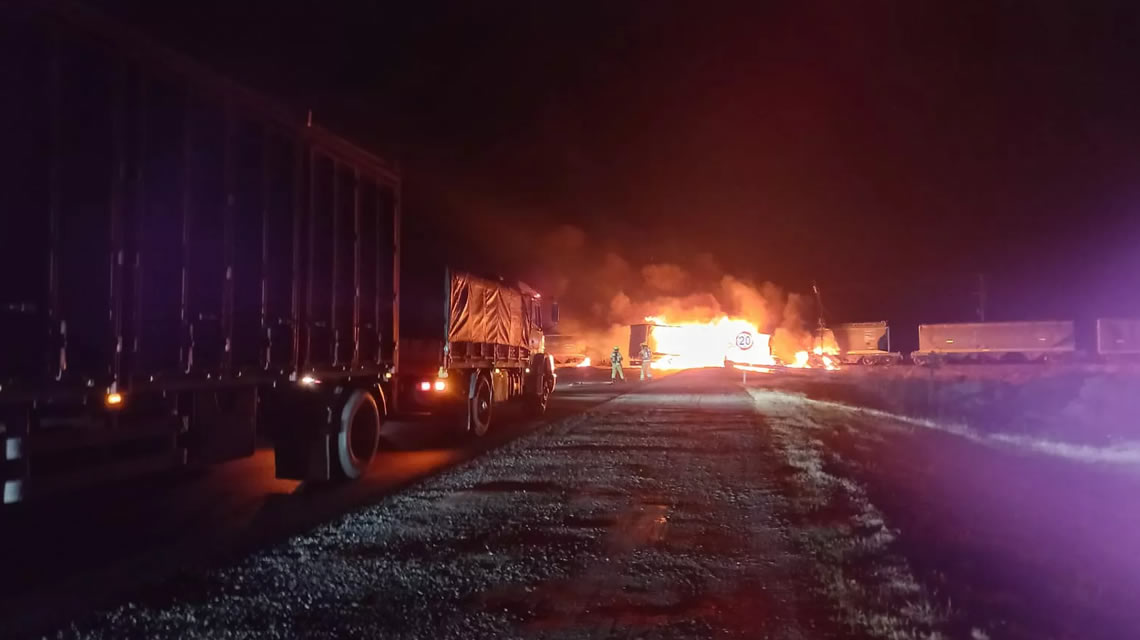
[448,271,531,348]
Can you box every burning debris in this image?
[787,347,841,371]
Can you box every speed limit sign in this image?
[735,331,754,350]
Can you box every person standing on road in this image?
[610,346,625,383]
[639,342,653,381]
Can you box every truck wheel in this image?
[468,373,494,437]
[527,374,553,417]
[336,389,380,480]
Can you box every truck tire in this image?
[526,374,554,417]
[468,372,494,437]
[336,389,381,480]
[525,354,555,417]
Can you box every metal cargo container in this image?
[1096,318,1140,356]
[914,321,1075,362]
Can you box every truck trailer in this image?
[0,3,552,504]
[393,269,556,438]
[628,322,682,366]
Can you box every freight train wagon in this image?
[910,321,1076,364]
[1096,318,1140,360]
[831,321,901,365]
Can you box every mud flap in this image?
[273,431,332,482]
[266,390,333,482]
[185,388,258,466]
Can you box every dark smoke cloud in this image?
[426,187,820,361]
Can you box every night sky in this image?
[100,0,1140,339]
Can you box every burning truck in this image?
[628,318,777,370]
[621,316,848,372]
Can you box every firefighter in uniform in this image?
[639,342,653,381]
[610,346,625,382]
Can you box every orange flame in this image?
[576,357,592,368]
[786,345,840,370]
[643,315,775,370]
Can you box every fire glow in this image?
[786,346,840,370]
[644,315,776,370]
[635,315,841,372]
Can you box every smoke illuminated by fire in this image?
[490,223,842,370]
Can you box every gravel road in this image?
[14,367,1135,639]
[36,371,829,639]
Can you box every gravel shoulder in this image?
[44,370,829,640]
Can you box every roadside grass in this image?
[748,388,954,639]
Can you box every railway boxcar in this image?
[911,321,1075,363]
[832,321,901,365]
[1096,318,1140,359]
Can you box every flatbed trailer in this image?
[1,1,400,501]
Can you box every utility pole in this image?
[811,280,827,351]
[811,281,826,330]
[975,273,987,322]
